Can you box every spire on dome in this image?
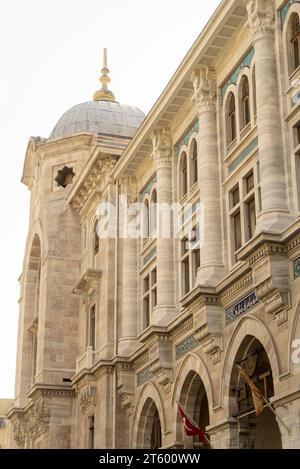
[93,48,116,102]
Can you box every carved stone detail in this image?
[116,362,135,416]
[119,176,137,204]
[11,399,51,448]
[12,413,27,448]
[152,128,172,166]
[191,68,217,114]
[244,240,291,325]
[79,385,97,415]
[151,360,172,394]
[191,293,223,365]
[245,0,275,41]
[256,278,290,325]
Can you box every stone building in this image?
[0,400,13,449]
[7,0,300,449]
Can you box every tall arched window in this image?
[142,199,149,238]
[227,93,236,144]
[291,14,300,71]
[94,221,99,256]
[241,76,250,128]
[150,189,157,235]
[180,152,188,197]
[190,140,198,186]
[252,66,257,117]
[25,234,41,388]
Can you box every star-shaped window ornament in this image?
[55,166,75,188]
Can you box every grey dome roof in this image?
[49,100,145,140]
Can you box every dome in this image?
[49,100,145,140]
[49,48,145,141]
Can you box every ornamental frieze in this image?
[225,291,259,325]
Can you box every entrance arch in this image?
[136,398,162,449]
[176,371,210,448]
[229,335,282,448]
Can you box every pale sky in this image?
[0,0,222,398]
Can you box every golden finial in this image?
[93,48,116,102]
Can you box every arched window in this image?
[180,152,188,197]
[94,221,99,256]
[150,189,157,234]
[252,66,257,117]
[25,234,41,387]
[291,14,300,71]
[227,93,236,144]
[190,140,198,186]
[142,199,149,238]
[241,76,250,128]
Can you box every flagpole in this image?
[177,401,213,448]
[236,364,291,435]
[236,404,269,419]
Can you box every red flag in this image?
[178,403,207,444]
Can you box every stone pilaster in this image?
[192,68,224,285]
[207,418,239,449]
[245,0,291,231]
[151,128,176,325]
[272,391,300,449]
[118,177,138,355]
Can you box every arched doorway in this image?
[176,371,210,449]
[136,398,162,449]
[229,335,282,449]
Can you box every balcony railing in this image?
[76,346,95,373]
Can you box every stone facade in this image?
[0,400,13,449]
[8,0,300,449]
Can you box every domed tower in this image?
[9,50,145,449]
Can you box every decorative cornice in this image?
[70,155,118,214]
[191,68,217,114]
[220,272,253,306]
[152,128,172,166]
[248,242,287,267]
[245,0,275,41]
[169,316,193,342]
[288,234,300,257]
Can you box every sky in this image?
[0,0,222,398]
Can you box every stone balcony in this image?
[76,347,97,374]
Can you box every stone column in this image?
[151,128,176,326]
[245,0,291,231]
[118,177,138,355]
[192,68,224,285]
